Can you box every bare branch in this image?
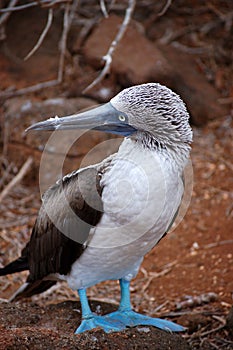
[58,3,71,82]
[100,0,109,18]
[158,0,172,17]
[0,80,59,99]
[0,1,37,13]
[198,324,226,338]
[42,0,72,8]
[0,1,79,100]
[24,8,54,61]
[203,239,233,249]
[171,41,211,54]
[0,0,70,13]
[0,157,33,203]
[83,0,136,93]
[218,96,233,105]
[57,0,79,82]
[0,0,18,27]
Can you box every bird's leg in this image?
[104,279,186,332]
[118,278,132,311]
[78,288,92,318]
[74,288,125,334]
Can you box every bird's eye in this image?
[119,115,126,122]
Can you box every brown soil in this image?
[0,1,232,349]
[0,301,191,350]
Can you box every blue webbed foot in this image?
[76,288,126,334]
[75,314,125,334]
[76,281,185,334]
[104,310,185,332]
[103,279,186,333]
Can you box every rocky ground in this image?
[0,1,233,349]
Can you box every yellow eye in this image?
[119,115,126,122]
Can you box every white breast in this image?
[65,138,184,290]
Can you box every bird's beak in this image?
[26,102,136,136]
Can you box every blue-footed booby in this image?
[0,83,192,334]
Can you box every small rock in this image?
[137,326,151,333]
[83,15,228,125]
[83,15,171,86]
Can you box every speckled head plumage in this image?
[110,83,193,149]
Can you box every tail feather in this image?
[9,280,57,302]
[1,256,57,301]
[0,256,29,276]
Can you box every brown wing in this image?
[25,165,104,283]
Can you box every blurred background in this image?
[0,1,232,349]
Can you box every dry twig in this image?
[57,1,77,83]
[142,260,177,293]
[0,0,70,13]
[158,0,172,17]
[0,0,18,27]
[0,1,78,100]
[171,41,211,54]
[100,0,109,18]
[204,239,233,249]
[0,161,14,189]
[198,323,226,338]
[0,80,59,99]
[0,157,33,203]
[0,0,135,98]
[24,8,54,61]
[2,119,9,158]
[83,0,136,93]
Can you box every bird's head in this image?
[27,83,192,150]
[110,83,193,149]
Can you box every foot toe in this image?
[104,310,185,332]
[75,315,125,334]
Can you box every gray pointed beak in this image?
[26,102,136,136]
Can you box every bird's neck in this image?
[129,132,191,172]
